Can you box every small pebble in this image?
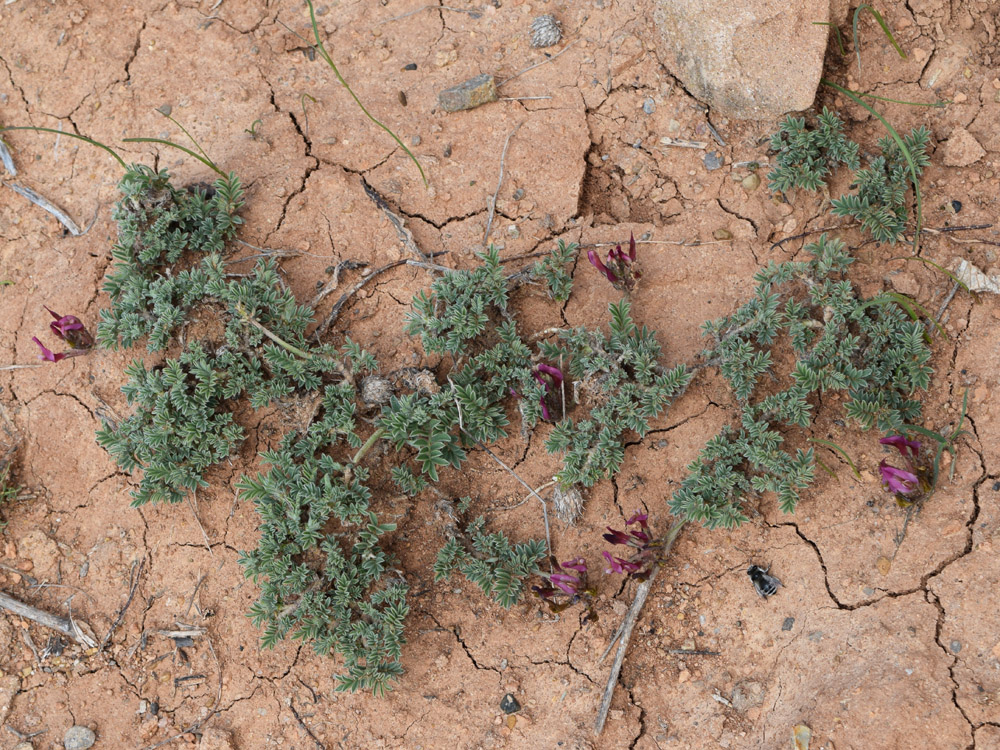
[411,135,421,146]
[713,228,732,240]
[156,104,172,116]
[403,62,417,71]
[703,151,724,170]
[512,188,525,200]
[642,97,655,115]
[951,640,962,653]
[781,617,794,631]
[438,74,497,112]
[500,693,521,714]
[950,199,962,213]
[64,726,96,750]
[14,743,33,750]
[443,143,452,158]
[741,173,760,191]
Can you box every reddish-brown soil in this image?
[1,1,999,748]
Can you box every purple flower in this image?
[588,250,617,282]
[44,306,93,350]
[880,435,920,462]
[602,551,643,575]
[588,234,641,292]
[602,528,632,546]
[533,557,592,607]
[32,336,68,362]
[534,363,564,422]
[879,460,919,495]
[536,363,564,386]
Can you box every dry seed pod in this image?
[531,14,562,48]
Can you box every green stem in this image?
[352,428,386,465]
[243,314,314,359]
[305,0,427,187]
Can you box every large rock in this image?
[654,0,830,119]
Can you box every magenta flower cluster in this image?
[32,307,93,363]
[533,557,587,604]
[602,511,657,581]
[878,435,923,497]
[533,363,563,421]
[588,233,641,292]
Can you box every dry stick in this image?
[309,259,368,309]
[314,258,452,338]
[0,364,43,371]
[594,520,685,737]
[768,224,856,253]
[0,591,97,648]
[362,177,432,264]
[100,557,145,652]
[290,702,325,750]
[484,122,523,244]
[0,139,16,176]
[187,489,214,558]
[4,182,81,235]
[498,40,579,87]
[935,281,961,322]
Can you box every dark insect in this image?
[747,565,781,599]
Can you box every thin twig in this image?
[290,702,325,750]
[0,139,16,176]
[0,591,97,647]
[668,648,719,656]
[595,520,685,737]
[498,40,579,87]
[380,4,483,23]
[100,557,145,652]
[183,573,208,620]
[935,281,960,323]
[484,122,523,244]
[310,260,367,309]
[362,177,431,263]
[462,430,552,564]
[0,364,44,371]
[4,182,81,235]
[187,490,214,558]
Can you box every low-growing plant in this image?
[434,497,547,609]
[540,299,691,487]
[5,113,947,698]
[768,106,931,245]
[532,239,577,302]
[831,127,931,243]
[669,234,932,528]
[237,378,408,696]
[768,107,860,193]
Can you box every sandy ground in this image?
[1,0,999,748]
